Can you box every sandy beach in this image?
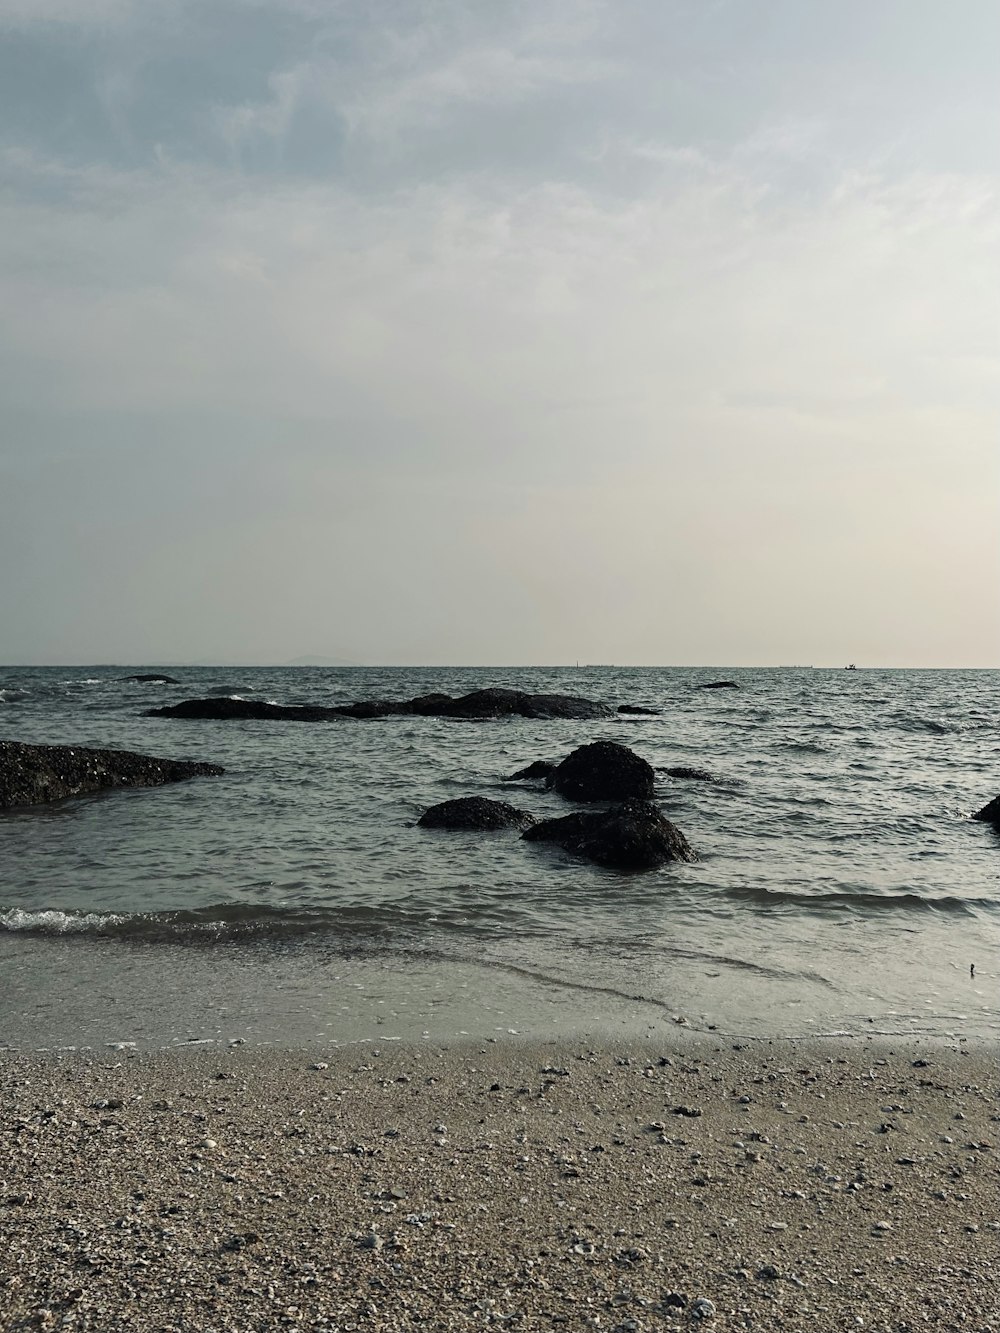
[1,1037,997,1332]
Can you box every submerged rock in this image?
[551,741,655,803]
[972,796,1000,826]
[150,687,612,722]
[0,741,223,810]
[699,680,738,690]
[418,797,536,831]
[508,760,557,782]
[122,673,180,684]
[523,799,696,870]
[661,765,720,783]
[617,704,661,715]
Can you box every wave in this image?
[0,899,541,946]
[724,884,994,916]
[889,712,960,735]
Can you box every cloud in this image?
[1,0,998,663]
[0,0,135,23]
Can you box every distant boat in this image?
[845,663,857,670]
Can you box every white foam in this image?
[0,907,123,934]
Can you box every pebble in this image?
[690,1297,717,1319]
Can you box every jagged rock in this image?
[418,797,536,831]
[523,799,696,870]
[972,796,1000,826]
[149,687,612,723]
[508,760,556,781]
[617,704,661,715]
[699,680,738,689]
[122,673,180,684]
[551,741,654,803]
[0,741,223,810]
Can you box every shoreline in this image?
[2,1036,997,1331]
[3,936,995,1055]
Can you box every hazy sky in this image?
[1,0,997,667]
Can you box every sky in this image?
[0,0,997,667]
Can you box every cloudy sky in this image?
[1,0,996,666]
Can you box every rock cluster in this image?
[425,743,696,870]
[148,687,612,722]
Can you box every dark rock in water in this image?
[523,799,696,870]
[147,697,343,721]
[508,760,556,781]
[551,741,654,803]
[122,673,180,685]
[972,796,1000,826]
[418,797,536,831]
[331,699,417,720]
[661,765,720,783]
[699,680,738,690]
[0,741,223,810]
[429,688,611,720]
[150,687,612,723]
[617,704,661,715]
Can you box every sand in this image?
[1,1036,997,1332]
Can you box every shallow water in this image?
[1,665,997,1048]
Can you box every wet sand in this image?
[1,1037,997,1331]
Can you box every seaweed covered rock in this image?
[551,741,654,803]
[523,799,695,870]
[0,741,223,810]
[418,797,536,831]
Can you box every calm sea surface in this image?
[1,666,997,1049]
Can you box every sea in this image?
[1,666,997,1052]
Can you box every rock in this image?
[507,760,556,782]
[522,798,696,870]
[661,766,719,783]
[418,797,536,831]
[617,704,661,715]
[0,741,223,810]
[428,688,612,720]
[146,697,343,721]
[690,1298,717,1319]
[149,687,612,723]
[972,796,1000,826]
[550,741,654,803]
[121,673,180,685]
[699,680,738,689]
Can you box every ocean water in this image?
[1,665,997,1049]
